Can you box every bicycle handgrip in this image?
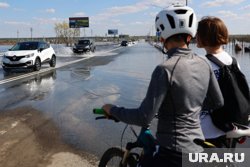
[93,108,105,115]
[93,108,120,122]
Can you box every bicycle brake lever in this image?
[95,116,107,120]
[95,116,120,122]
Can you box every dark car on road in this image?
[120,40,128,46]
[73,39,96,53]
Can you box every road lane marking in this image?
[0,47,122,85]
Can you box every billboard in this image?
[69,17,89,28]
[108,29,118,35]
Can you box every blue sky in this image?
[0,0,249,38]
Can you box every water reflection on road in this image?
[48,42,164,156]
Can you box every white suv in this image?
[2,41,56,71]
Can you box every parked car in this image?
[2,41,56,72]
[73,39,96,53]
[120,40,128,46]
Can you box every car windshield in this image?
[78,40,90,45]
[10,42,39,51]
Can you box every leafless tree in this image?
[54,21,80,46]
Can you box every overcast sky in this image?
[0,0,249,38]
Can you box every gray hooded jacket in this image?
[110,48,224,153]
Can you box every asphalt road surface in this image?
[0,41,163,167]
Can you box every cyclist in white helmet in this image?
[102,4,224,167]
[155,4,197,52]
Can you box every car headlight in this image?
[85,45,90,49]
[25,53,34,58]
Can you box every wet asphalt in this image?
[0,42,164,157]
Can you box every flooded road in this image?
[0,42,164,161]
[0,41,250,166]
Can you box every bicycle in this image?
[93,108,157,167]
[93,108,250,167]
[195,122,250,150]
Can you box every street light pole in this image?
[17,30,19,41]
[30,27,33,40]
[186,0,188,6]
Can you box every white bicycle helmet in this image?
[155,4,197,41]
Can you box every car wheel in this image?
[34,58,41,71]
[49,55,56,67]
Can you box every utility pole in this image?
[17,30,19,41]
[30,27,33,40]
[186,0,188,6]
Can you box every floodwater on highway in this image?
[0,41,250,157]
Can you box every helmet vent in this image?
[155,16,159,22]
[166,14,176,29]
[174,10,187,14]
[189,14,193,27]
[160,24,165,31]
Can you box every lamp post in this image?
[30,27,33,40]
[17,30,19,41]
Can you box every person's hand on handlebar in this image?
[102,104,114,116]
[101,104,120,122]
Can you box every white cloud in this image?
[107,2,149,16]
[92,0,189,22]
[217,10,238,19]
[149,12,158,17]
[74,12,85,16]
[240,4,250,10]
[148,0,185,8]
[111,19,122,24]
[90,0,163,35]
[0,2,9,8]
[91,18,124,27]
[45,8,55,13]
[92,1,150,22]
[242,13,250,18]
[33,17,62,24]
[4,21,31,26]
[133,21,144,25]
[202,0,245,7]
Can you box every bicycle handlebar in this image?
[93,108,119,122]
[93,108,105,115]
